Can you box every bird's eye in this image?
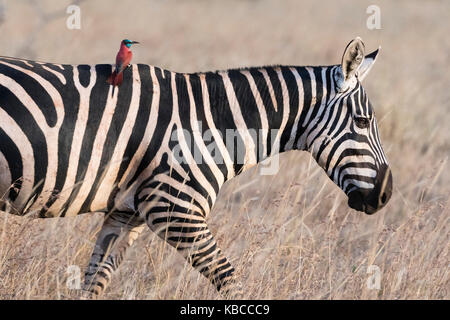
[354,116,370,129]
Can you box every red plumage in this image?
[107,69,124,87]
[107,40,138,95]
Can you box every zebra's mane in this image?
[191,64,334,76]
[0,56,334,75]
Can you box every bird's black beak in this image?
[131,41,140,44]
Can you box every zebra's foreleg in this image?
[83,211,145,297]
[144,207,241,297]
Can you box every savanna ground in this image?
[0,0,448,299]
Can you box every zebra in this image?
[0,37,392,297]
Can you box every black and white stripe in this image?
[0,38,392,296]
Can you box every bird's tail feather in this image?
[107,71,115,85]
[115,72,123,86]
[107,71,124,96]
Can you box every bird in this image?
[107,39,139,96]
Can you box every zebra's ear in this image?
[357,47,380,82]
[341,37,366,81]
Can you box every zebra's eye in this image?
[354,116,370,129]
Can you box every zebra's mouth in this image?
[347,165,393,215]
[347,191,378,214]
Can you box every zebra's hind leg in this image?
[144,206,241,298]
[83,211,145,298]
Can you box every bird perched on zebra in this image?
[107,39,139,96]
[0,37,392,298]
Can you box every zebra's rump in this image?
[0,56,152,217]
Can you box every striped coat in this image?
[0,38,392,296]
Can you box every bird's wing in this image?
[115,61,124,74]
[115,51,125,73]
[123,51,133,67]
[115,51,132,74]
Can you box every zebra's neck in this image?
[189,65,332,178]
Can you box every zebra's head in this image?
[307,38,392,214]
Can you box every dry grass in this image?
[0,0,448,299]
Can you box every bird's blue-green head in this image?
[122,39,139,48]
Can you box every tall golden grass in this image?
[0,0,448,299]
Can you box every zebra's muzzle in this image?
[347,164,393,214]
